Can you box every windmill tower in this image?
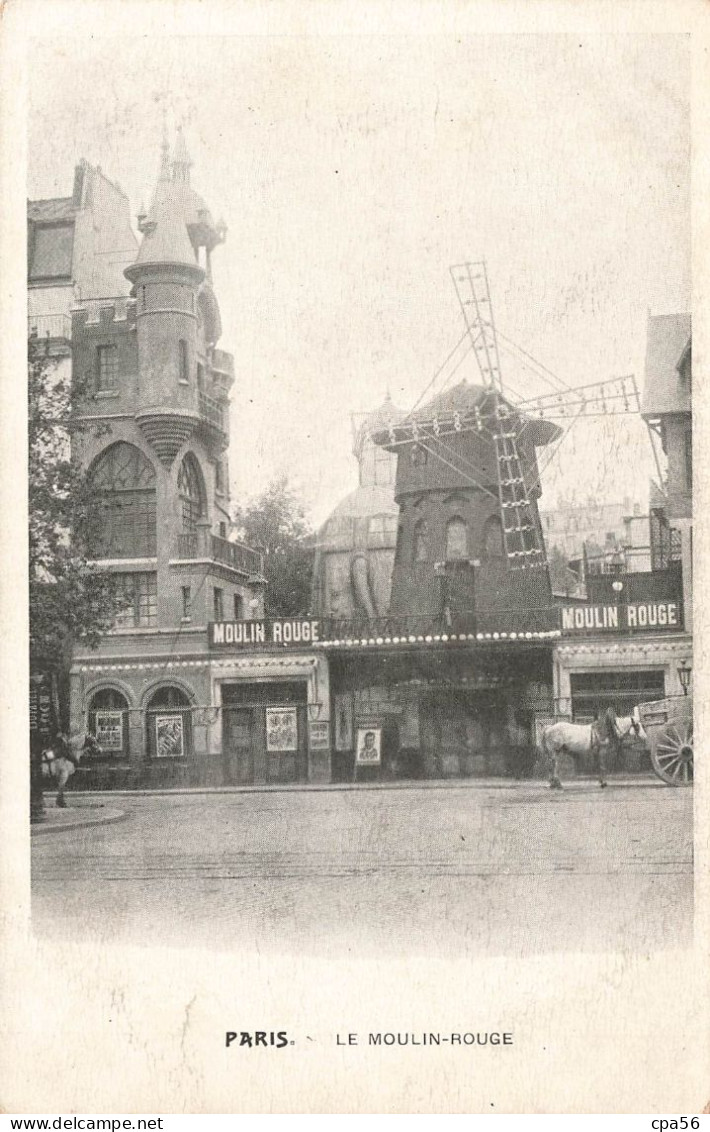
[373,262,641,629]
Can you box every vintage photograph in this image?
[26,28,693,959]
[6,4,705,1113]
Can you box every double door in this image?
[222,702,308,786]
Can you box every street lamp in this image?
[677,659,692,696]
[307,702,322,722]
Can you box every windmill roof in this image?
[372,379,560,447]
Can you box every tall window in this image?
[114,573,157,628]
[178,454,205,533]
[213,587,224,620]
[96,345,118,392]
[483,515,504,558]
[685,429,692,491]
[181,586,192,621]
[179,339,189,383]
[445,516,468,561]
[88,688,129,756]
[413,519,429,563]
[214,460,225,494]
[368,514,398,547]
[233,593,243,620]
[147,685,192,759]
[88,443,156,558]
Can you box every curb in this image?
[63,775,667,799]
[31,808,128,836]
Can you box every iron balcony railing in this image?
[28,313,72,342]
[198,390,226,432]
[175,531,263,576]
[320,606,561,643]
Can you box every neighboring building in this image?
[28,162,140,753]
[540,494,644,564]
[552,313,693,743]
[310,394,403,620]
[641,313,692,622]
[65,132,323,787]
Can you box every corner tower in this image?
[125,128,229,465]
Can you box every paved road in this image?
[32,781,693,957]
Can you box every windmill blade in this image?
[517,374,640,419]
[450,261,504,391]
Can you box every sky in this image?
[28,33,690,526]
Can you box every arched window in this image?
[413,519,429,563]
[178,454,206,533]
[445,516,468,561]
[146,685,192,759]
[88,443,156,558]
[88,688,129,756]
[483,514,505,558]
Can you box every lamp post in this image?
[677,659,691,697]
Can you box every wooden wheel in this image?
[651,720,694,786]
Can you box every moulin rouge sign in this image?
[561,602,681,635]
[210,619,322,648]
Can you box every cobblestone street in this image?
[32,780,693,958]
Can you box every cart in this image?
[637,694,693,786]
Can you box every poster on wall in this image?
[94,710,123,751]
[334,693,353,750]
[265,707,298,752]
[154,714,184,758]
[308,721,330,750]
[355,726,382,766]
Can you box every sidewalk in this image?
[31,801,127,835]
[63,773,667,800]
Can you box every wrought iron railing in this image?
[175,530,263,575]
[211,533,263,575]
[28,314,72,341]
[198,390,226,432]
[320,606,561,642]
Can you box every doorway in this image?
[222,707,255,785]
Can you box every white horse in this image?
[541,707,645,790]
[41,732,101,807]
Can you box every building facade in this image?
[552,312,693,747]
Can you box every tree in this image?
[28,335,121,683]
[232,475,314,617]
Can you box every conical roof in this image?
[126,129,219,281]
[372,379,560,448]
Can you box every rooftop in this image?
[642,313,691,418]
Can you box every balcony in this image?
[175,530,263,577]
[28,313,72,350]
[211,348,234,394]
[197,389,228,452]
[320,606,561,644]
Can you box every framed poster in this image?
[265,706,298,752]
[154,714,184,758]
[334,692,353,750]
[355,726,381,766]
[308,720,330,750]
[94,710,123,751]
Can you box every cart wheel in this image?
[651,721,694,786]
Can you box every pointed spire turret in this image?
[172,125,192,184]
[159,115,171,182]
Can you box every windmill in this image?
[424,260,642,571]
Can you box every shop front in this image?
[554,596,692,773]
[327,643,554,781]
[208,620,332,785]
